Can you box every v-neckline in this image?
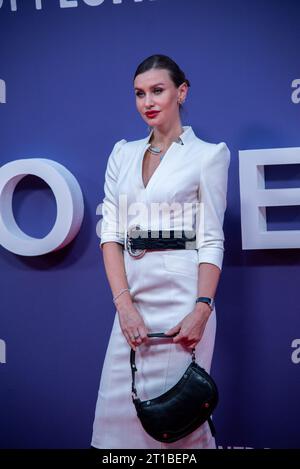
[139,141,175,191]
[138,126,190,191]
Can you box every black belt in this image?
[126,226,197,258]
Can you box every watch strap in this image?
[195,296,214,310]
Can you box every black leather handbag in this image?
[130,332,219,444]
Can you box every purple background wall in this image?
[1,0,300,449]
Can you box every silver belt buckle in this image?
[126,225,146,259]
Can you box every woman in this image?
[91,54,230,449]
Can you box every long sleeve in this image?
[99,138,127,249]
[196,141,230,271]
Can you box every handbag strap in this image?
[207,416,216,437]
[130,332,195,400]
[130,334,216,437]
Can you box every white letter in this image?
[239,147,300,249]
[0,79,6,103]
[0,159,84,256]
[291,339,300,364]
[0,339,6,364]
[0,1,4,9]
[10,0,17,10]
[60,0,78,8]
[127,202,148,231]
[35,0,43,9]
[83,0,105,5]
[291,78,300,104]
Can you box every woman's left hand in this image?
[165,303,212,349]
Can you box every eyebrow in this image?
[134,83,165,91]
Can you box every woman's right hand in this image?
[115,297,149,351]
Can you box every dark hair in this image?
[133,54,191,111]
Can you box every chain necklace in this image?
[148,131,184,162]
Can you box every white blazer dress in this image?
[91,125,230,449]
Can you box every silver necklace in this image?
[148,145,165,162]
[148,132,183,161]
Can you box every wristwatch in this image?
[195,296,215,311]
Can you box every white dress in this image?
[91,125,230,449]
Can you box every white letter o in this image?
[0,158,84,256]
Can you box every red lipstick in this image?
[145,111,160,118]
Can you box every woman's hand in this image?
[165,303,212,349]
[115,297,149,351]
